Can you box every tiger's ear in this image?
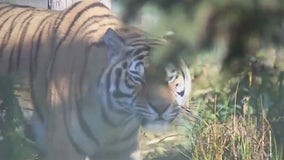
[162,30,175,42]
[103,28,125,62]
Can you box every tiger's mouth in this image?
[137,105,180,132]
[141,119,172,132]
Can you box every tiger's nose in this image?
[149,103,170,115]
[146,85,176,114]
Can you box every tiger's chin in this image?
[142,120,172,133]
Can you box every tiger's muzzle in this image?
[135,84,180,132]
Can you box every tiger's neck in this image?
[66,89,141,157]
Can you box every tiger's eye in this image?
[122,62,128,68]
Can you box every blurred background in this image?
[0,0,284,159]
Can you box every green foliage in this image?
[0,76,38,160]
[125,0,284,158]
[123,0,284,71]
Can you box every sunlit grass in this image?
[142,94,281,160]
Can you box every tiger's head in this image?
[99,28,191,132]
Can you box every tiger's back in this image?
[0,4,54,73]
[0,0,120,75]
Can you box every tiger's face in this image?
[100,28,191,131]
[134,62,183,131]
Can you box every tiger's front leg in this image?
[45,104,86,160]
[88,150,142,160]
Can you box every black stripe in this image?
[55,0,108,33]
[32,26,45,75]
[125,74,135,89]
[16,14,33,70]
[56,14,113,51]
[55,3,110,51]
[48,3,110,84]
[0,15,15,58]
[29,76,44,122]
[177,69,186,97]
[134,53,147,61]
[79,44,93,94]
[134,61,143,68]
[8,42,16,72]
[112,87,134,99]
[0,6,16,18]
[132,48,150,57]
[100,100,127,127]
[0,4,10,10]
[6,9,33,72]
[0,13,13,30]
[101,102,117,127]
[113,68,133,98]
[70,15,117,43]
[70,18,100,42]
[29,40,44,122]
[53,1,81,33]
[119,124,139,142]
[81,29,98,38]
[105,67,130,109]
[101,66,129,127]
[130,75,144,84]
[76,98,100,145]
[29,30,47,121]
[28,15,50,122]
[10,9,33,27]
[80,22,119,39]
[58,60,91,154]
[63,103,86,155]
[105,67,113,108]
[0,10,15,25]
[32,14,54,74]
[177,90,185,97]
[46,15,59,82]
[28,18,52,121]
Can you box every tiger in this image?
[0,0,192,160]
